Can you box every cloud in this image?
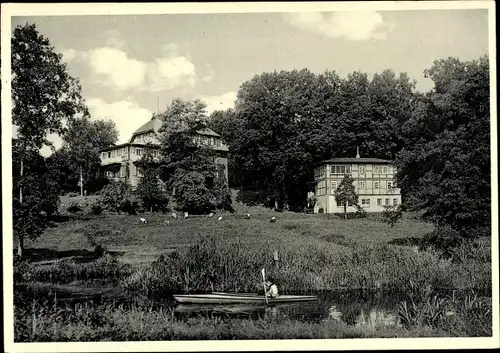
[86,97,153,143]
[284,11,394,41]
[67,45,200,92]
[199,92,237,114]
[86,47,148,90]
[144,55,197,92]
[61,48,78,62]
[103,29,126,49]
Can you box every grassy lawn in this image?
[27,196,434,267]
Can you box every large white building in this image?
[312,151,402,213]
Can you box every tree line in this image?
[11,23,491,257]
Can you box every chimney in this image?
[356,146,360,159]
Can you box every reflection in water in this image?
[16,283,466,328]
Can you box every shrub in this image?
[421,226,463,254]
[381,205,404,227]
[67,202,82,214]
[90,202,103,215]
[67,192,79,197]
[99,181,139,215]
[135,169,169,213]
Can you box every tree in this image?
[232,69,324,210]
[62,117,118,196]
[156,99,233,214]
[334,175,359,220]
[135,146,169,212]
[395,56,490,237]
[12,23,88,256]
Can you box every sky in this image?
[10,8,489,156]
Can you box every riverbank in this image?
[13,211,492,340]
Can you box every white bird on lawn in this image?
[218,215,223,221]
[270,217,276,223]
[164,220,170,226]
[208,212,214,218]
[139,217,147,224]
[172,212,177,219]
[184,212,189,219]
[245,213,251,219]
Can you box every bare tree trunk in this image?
[80,167,84,197]
[18,158,24,257]
[344,204,347,220]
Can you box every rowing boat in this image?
[173,292,317,304]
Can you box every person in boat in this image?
[265,277,279,298]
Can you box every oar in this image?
[261,268,268,305]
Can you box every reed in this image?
[121,234,491,295]
[17,254,132,284]
[15,300,456,342]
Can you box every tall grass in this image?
[15,299,453,342]
[16,254,132,284]
[121,234,491,295]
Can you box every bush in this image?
[381,205,404,227]
[67,202,82,214]
[98,181,139,215]
[135,169,169,213]
[421,226,463,255]
[90,202,103,215]
[67,192,79,197]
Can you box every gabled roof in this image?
[131,117,222,138]
[318,157,393,165]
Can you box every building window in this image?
[135,148,142,156]
[383,166,388,174]
[338,200,353,207]
[387,181,392,189]
[361,198,370,207]
[377,198,382,206]
[331,181,337,194]
[315,166,326,179]
[374,181,379,189]
[385,198,390,206]
[120,167,125,178]
[137,167,144,177]
[393,198,398,206]
[359,166,365,175]
[330,165,351,175]
[316,181,326,195]
[358,181,365,190]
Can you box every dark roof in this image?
[99,142,158,153]
[318,157,393,165]
[132,119,155,136]
[131,118,221,138]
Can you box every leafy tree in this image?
[395,56,490,237]
[208,109,242,187]
[156,99,232,214]
[62,117,118,196]
[232,69,323,210]
[12,23,88,256]
[334,175,359,220]
[99,180,139,214]
[135,146,169,212]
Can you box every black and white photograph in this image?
[1,1,498,351]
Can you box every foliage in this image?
[90,202,103,216]
[155,99,233,214]
[61,117,118,195]
[12,146,61,245]
[421,226,464,255]
[334,175,359,220]
[381,205,405,227]
[98,181,139,215]
[11,23,88,255]
[395,56,490,238]
[135,146,169,212]
[66,202,82,214]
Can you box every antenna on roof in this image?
[356,146,360,159]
